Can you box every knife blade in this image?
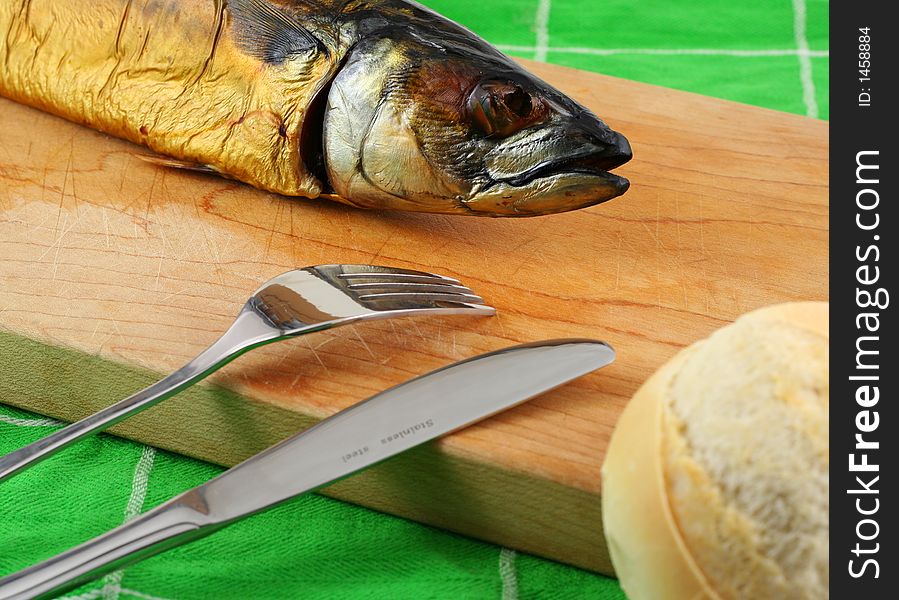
[0,339,614,600]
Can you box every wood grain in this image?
[0,58,828,574]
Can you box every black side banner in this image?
[831,2,896,596]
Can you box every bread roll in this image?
[601,302,828,600]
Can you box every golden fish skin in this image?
[0,0,633,216]
[0,0,332,196]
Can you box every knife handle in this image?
[0,500,213,600]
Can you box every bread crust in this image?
[601,302,828,600]
[602,343,718,600]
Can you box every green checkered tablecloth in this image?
[1,1,829,599]
[439,0,829,119]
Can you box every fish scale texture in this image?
[1,1,828,598]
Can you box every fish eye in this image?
[467,81,541,137]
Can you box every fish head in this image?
[321,36,632,216]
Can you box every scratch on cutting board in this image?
[93,328,118,358]
[640,221,666,251]
[87,321,103,345]
[288,205,303,269]
[300,336,331,374]
[118,153,130,194]
[493,311,508,340]
[145,171,165,231]
[35,217,68,262]
[157,216,174,261]
[716,214,739,309]
[407,318,426,342]
[144,169,160,225]
[262,199,282,263]
[149,213,167,293]
[508,239,551,279]
[37,213,77,262]
[698,195,712,314]
[95,319,126,361]
[674,194,687,309]
[160,286,196,303]
[38,166,48,205]
[158,212,179,258]
[749,211,761,290]
[53,162,69,235]
[314,337,334,351]
[192,196,225,286]
[369,236,390,264]
[289,371,305,390]
[51,242,63,281]
[154,248,164,292]
[102,206,112,248]
[67,146,81,221]
[177,219,202,262]
[387,320,403,345]
[698,195,706,255]
[656,193,663,311]
[273,345,293,368]
[350,325,376,360]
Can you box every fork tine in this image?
[427,301,496,313]
[337,272,462,285]
[335,266,456,275]
[347,282,475,295]
[360,297,495,314]
[358,291,486,304]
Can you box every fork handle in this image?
[0,499,216,600]
[0,304,278,482]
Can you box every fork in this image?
[0,264,493,482]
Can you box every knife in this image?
[0,339,615,600]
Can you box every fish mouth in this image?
[465,130,632,216]
[496,131,631,188]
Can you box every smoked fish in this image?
[0,0,632,216]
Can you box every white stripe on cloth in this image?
[497,45,829,57]
[59,587,174,600]
[534,0,552,62]
[2,415,165,600]
[0,413,63,427]
[58,588,111,600]
[499,548,519,600]
[119,588,176,600]
[100,446,158,600]
[791,0,820,118]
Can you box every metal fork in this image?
[0,265,493,482]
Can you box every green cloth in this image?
[0,408,615,599]
[433,0,829,119]
[1,1,829,599]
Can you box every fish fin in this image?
[229,0,323,64]
[318,193,348,202]
[135,154,220,174]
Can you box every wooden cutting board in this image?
[0,58,827,574]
